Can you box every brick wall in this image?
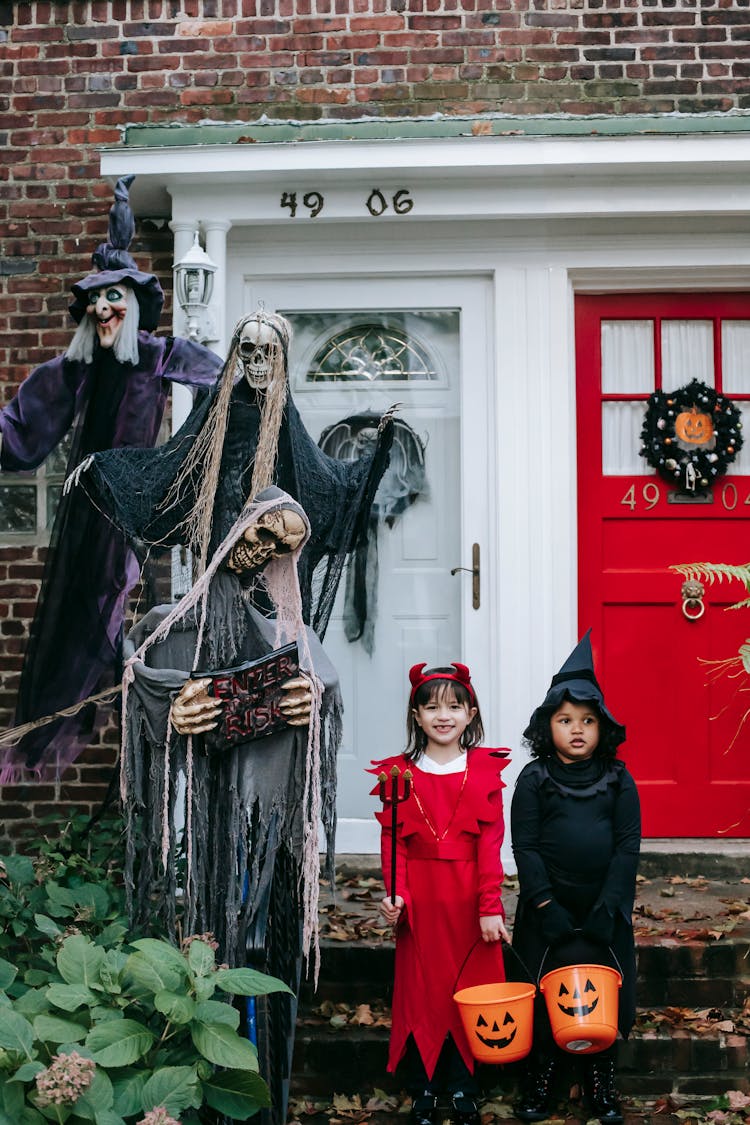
[1,0,748,834]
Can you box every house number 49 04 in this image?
[280,188,414,218]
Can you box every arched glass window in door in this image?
[304,320,440,383]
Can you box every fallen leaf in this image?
[353,1004,375,1026]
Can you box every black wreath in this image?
[639,378,743,493]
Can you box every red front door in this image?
[576,293,750,838]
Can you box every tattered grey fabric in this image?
[122,600,341,969]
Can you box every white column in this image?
[493,266,578,872]
[203,219,231,358]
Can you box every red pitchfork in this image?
[378,765,412,907]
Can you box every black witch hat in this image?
[523,629,626,745]
[69,175,164,330]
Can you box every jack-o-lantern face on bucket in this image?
[675,406,715,449]
[557,978,599,1018]
[475,1009,517,1050]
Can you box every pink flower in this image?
[35,1051,96,1107]
[728,1091,750,1111]
[138,1108,182,1125]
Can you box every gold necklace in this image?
[411,765,469,842]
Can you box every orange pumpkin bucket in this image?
[453,981,536,1065]
[539,963,621,1054]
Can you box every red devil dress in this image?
[370,748,509,1078]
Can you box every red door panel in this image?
[576,293,750,838]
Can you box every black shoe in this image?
[513,1055,557,1123]
[586,1058,623,1124]
[450,1092,480,1125]
[411,1094,438,1125]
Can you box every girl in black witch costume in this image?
[510,631,641,1124]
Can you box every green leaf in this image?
[0,1010,34,1058]
[74,1067,114,1120]
[9,1061,45,1082]
[190,1022,258,1070]
[128,940,187,976]
[33,1014,87,1044]
[93,925,127,949]
[202,1068,271,1119]
[111,1071,147,1118]
[98,952,126,995]
[86,1020,155,1068]
[153,991,196,1026]
[69,885,110,922]
[192,976,215,1003]
[141,1066,201,1113]
[2,856,35,886]
[57,937,105,989]
[0,958,17,991]
[46,984,96,1012]
[124,952,182,996]
[194,1000,239,1030]
[215,967,293,997]
[13,990,48,1018]
[33,915,63,940]
[92,1113,125,1125]
[187,940,215,977]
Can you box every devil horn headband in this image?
[409,662,476,703]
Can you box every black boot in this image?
[586,1057,623,1124]
[513,1055,557,1123]
[450,1092,480,1125]
[411,1094,438,1125]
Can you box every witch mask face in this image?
[226,506,307,575]
[85,285,130,349]
[238,318,280,389]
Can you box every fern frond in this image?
[671,562,750,592]
[727,598,750,612]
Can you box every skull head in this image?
[238,316,280,390]
[226,506,307,575]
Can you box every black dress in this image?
[510,756,641,1046]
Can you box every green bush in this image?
[0,814,287,1124]
[0,931,289,1123]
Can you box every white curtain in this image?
[601,320,653,394]
[661,319,714,391]
[721,321,750,474]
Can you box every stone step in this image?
[302,937,750,1011]
[291,1013,749,1099]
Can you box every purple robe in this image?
[0,332,222,780]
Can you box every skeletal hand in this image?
[63,454,95,495]
[170,678,222,735]
[377,402,401,434]
[279,676,313,727]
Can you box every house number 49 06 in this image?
[280,188,414,218]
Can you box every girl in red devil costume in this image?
[369,663,510,1125]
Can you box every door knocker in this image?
[681,579,706,621]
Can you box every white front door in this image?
[240,276,494,850]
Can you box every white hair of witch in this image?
[65,285,140,366]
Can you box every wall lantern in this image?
[173,232,217,343]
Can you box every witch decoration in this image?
[0,176,222,781]
[122,488,341,1125]
[640,378,743,493]
[318,412,426,654]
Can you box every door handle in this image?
[451,543,480,610]
[681,579,706,621]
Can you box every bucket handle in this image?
[537,929,624,988]
[453,936,536,995]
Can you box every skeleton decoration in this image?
[226,504,307,576]
[120,488,342,1125]
[319,413,427,654]
[78,308,395,639]
[0,175,221,781]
